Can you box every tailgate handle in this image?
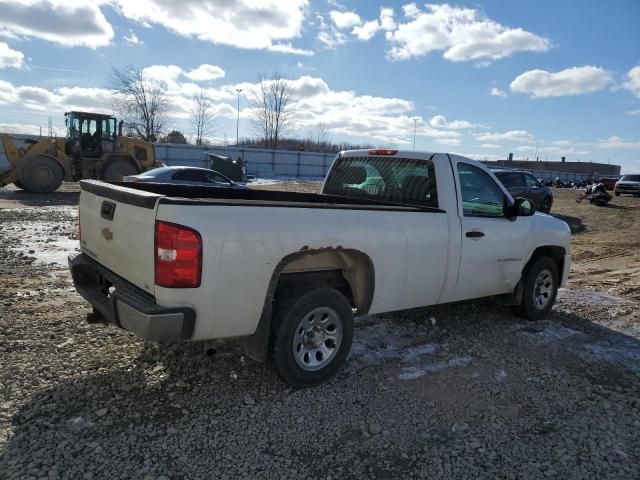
[101,201,116,221]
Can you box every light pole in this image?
[412,119,417,150]
[235,88,242,146]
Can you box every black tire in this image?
[540,196,553,213]
[19,155,63,193]
[615,192,620,196]
[513,256,559,321]
[102,160,138,182]
[272,287,354,388]
[13,180,25,189]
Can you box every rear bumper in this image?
[68,253,195,341]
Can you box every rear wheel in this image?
[513,256,559,321]
[540,196,552,213]
[102,160,137,182]
[19,155,63,193]
[615,191,620,196]
[272,287,354,387]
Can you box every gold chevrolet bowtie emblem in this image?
[101,227,113,241]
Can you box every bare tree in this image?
[251,73,297,150]
[312,122,328,147]
[190,89,216,145]
[109,65,167,142]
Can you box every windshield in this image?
[620,175,640,182]
[323,155,438,208]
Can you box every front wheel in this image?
[513,256,559,321]
[540,196,553,213]
[272,287,354,387]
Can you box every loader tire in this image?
[102,160,137,182]
[20,155,63,193]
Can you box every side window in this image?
[457,163,506,217]
[172,170,207,182]
[205,171,231,184]
[524,174,540,188]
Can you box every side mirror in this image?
[508,197,535,219]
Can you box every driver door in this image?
[452,160,528,301]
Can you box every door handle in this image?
[466,231,484,238]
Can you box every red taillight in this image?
[155,221,202,288]
[368,149,398,155]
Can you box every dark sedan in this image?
[123,166,244,188]
[493,169,554,213]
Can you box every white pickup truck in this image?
[69,150,571,386]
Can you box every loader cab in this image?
[65,111,117,159]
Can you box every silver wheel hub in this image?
[533,269,553,310]
[293,307,342,371]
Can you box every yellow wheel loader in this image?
[0,111,158,193]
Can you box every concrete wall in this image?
[153,143,619,182]
[153,144,335,178]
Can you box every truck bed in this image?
[90,181,443,212]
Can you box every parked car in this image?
[614,174,640,196]
[492,169,554,213]
[70,150,571,387]
[123,166,242,188]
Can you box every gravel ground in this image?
[1,185,640,479]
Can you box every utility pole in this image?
[412,119,417,150]
[235,88,242,146]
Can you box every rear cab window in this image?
[323,155,438,208]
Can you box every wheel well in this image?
[277,248,374,314]
[526,246,566,279]
[239,248,374,363]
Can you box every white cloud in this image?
[123,29,143,46]
[382,3,550,62]
[267,42,314,56]
[184,64,225,82]
[115,0,308,51]
[622,65,640,98]
[0,42,24,69]
[378,7,396,31]
[429,114,477,129]
[0,80,113,114]
[475,130,534,143]
[479,143,501,148]
[351,7,395,41]
[0,1,113,48]
[436,138,462,146]
[329,10,361,29]
[626,109,640,116]
[490,87,507,97]
[596,136,640,151]
[142,64,183,84]
[352,20,379,41]
[317,28,346,49]
[510,66,612,98]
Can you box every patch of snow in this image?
[398,356,473,380]
[558,288,635,307]
[519,323,583,345]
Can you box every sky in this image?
[0,0,639,172]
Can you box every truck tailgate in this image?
[78,180,162,295]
